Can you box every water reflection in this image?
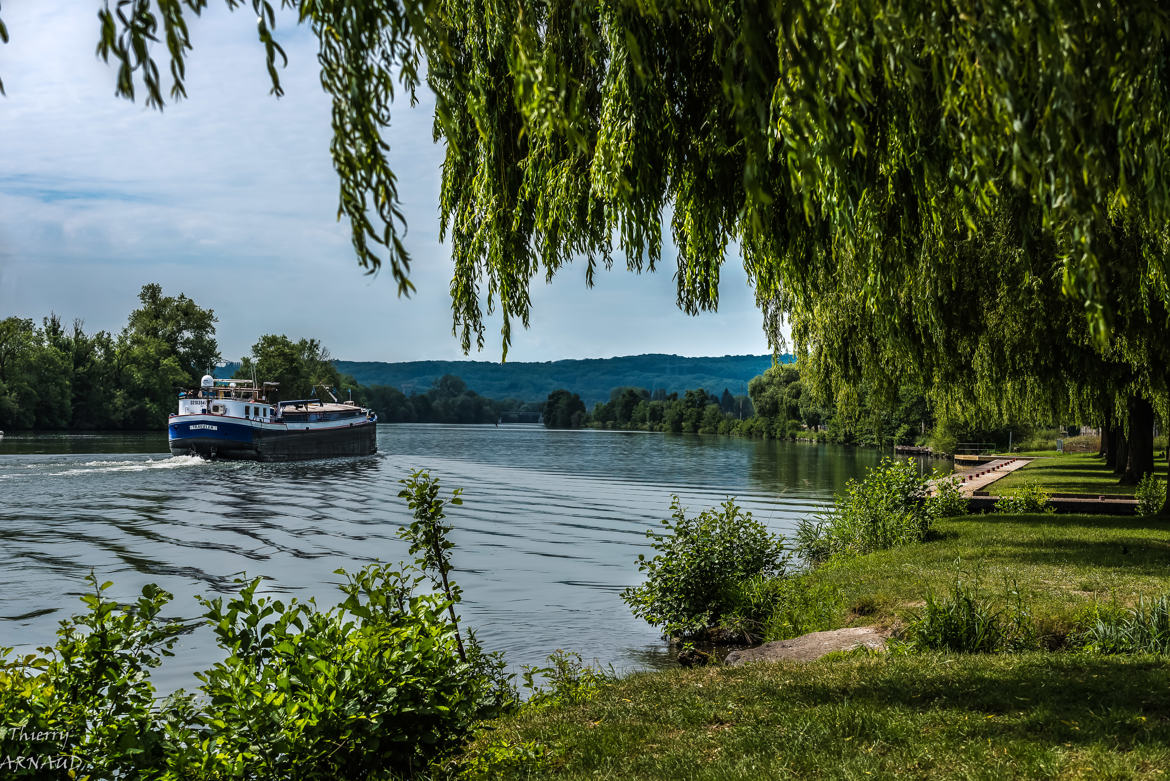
[0,425,946,688]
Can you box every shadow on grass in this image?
[532,655,1170,778]
[1023,468,1118,478]
[778,655,1170,750]
[1001,537,1170,574]
[923,528,960,543]
[951,513,1166,532]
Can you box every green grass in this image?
[789,512,1170,643]
[466,653,1170,779]
[989,452,1168,497]
[457,513,1170,778]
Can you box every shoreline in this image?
[459,507,1170,777]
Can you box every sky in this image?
[0,4,773,363]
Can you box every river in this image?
[0,425,943,688]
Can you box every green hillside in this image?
[335,354,783,406]
[224,354,785,406]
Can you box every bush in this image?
[904,580,1038,653]
[0,473,517,779]
[622,497,790,638]
[195,564,512,779]
[1061,434,1100,453]
[1076,595,1170,654]
[994,481,1055,514]
[930,475,970,518]
[796,457,939,565]
[0,576,191,778]
[1137,472,1164,516]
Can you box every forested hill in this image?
[225,354,785,406]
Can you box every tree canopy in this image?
[542,388,585,428]
[0,284,218,430]
[5,2,1170,498]
[8,1,1169,351]
[238,333,342,401]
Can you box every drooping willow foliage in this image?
[4,2,1170,409]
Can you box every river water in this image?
[0,425,942,688]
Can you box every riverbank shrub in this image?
[621,497,789,638]
[994,482,1055,514]
[0,474,518,779]
[1137,473,1164,515]
[195,566,513,778]
[0,576,191,778]
[795,457,945,565]
[931,475,970,518]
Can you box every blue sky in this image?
[0,4,773,363]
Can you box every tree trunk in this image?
[1121,396,1155,485]
[1090,402,1109,458]
[1162,388,1170,517]
[1113,428,1128,476]
[1099,427,1118,470]
[1161,444,1170,518]
[1160,385,1170,517]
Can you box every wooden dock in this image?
[929,457,1033,496]
[931,457,1139,515]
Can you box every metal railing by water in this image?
[955,442,997,456]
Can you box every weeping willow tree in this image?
[789,194,1168,484]
[4,0,1170,505]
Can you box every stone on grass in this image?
[723,627,888,666]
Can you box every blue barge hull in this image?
[169,418,377,461]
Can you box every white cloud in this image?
[0,2,773,363]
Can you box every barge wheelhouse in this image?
[168,375,377,461]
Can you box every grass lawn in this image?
[469,654,1170,779]
[459,512,1170,778]
[796,512,1170,641]
[990,452,1168,497]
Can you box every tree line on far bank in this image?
[0,284,218,431]
[0,284,543,432]
[544,364,925,444]
[541,365,1163,477]
[0,284,358,432]
[543,365,928,444]
[356,376,540,424]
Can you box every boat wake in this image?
[47,455,208,477]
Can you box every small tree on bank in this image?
[543,389,585,429]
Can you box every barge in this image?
[168,375,377,461]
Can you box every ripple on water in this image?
[0,425,943,688]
